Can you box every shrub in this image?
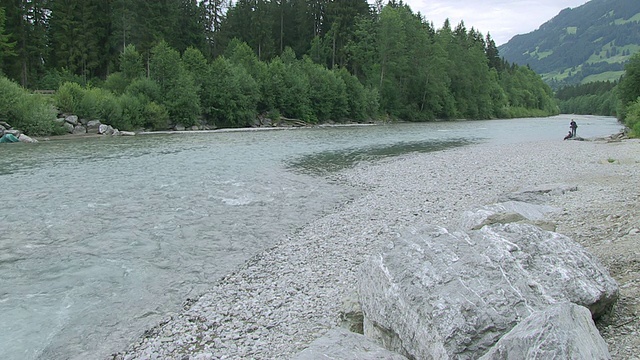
[143,101,170,130]
[55,81,85,114]
[0,76,58,136]
[36,68,86,90]
[103,72,129,95]
[118,93,145,130]
[125,78,162,104]
[624,98,640,137]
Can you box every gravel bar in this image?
[114,138,640,360]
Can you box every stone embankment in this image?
[114,136,640,360]
[0,121,38,143]
[55,115,135,136]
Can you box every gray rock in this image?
[339,292,364,334]
[65,115,79,126]
[0,120,11,129]
[479,303,611,360]
[17,134,37,143]
[63,122,75,133]
[54,117,66,125]
[120,131,135,136]
[86,120,102,134]
[72,124,86,134]
[500,184,578,203]
[291,328,408,360]
[358,223,618,359]
[98,124,114,135]
[460,201,559,230]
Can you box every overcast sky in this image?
[399,0,590,45]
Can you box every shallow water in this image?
[0,115,622,359]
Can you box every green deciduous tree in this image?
[205,56,259,127]
[149,40,201,127]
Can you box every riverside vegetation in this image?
[0,2,558,137]
[555,51,640,137]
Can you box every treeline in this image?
[555,80,618,116]
[617,52,640,136]
[0,1,558,135]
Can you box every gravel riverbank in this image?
[114,137,640,360]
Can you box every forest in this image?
[0,0,558,135]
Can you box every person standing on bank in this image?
[570,119,578,138]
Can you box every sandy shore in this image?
[114,137,640,360]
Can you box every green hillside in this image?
[498,0,640,88]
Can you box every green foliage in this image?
[617,52,640,118]
[143,101,170,130]
[260,56,312,121]
[37,68,87,90]
[623,98,640,136]
[300,57,348,122]
[0,7,16,71]
[150,41,201,127]
[55,81,86,113]
[0,76,58,136]
[335,67,369,121]
[205,56,259,127]
[120,44,145,81]
[103,72,129,95]
[125,77,162,104]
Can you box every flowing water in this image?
[0,115,622,359]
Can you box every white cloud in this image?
[401,0,590,45]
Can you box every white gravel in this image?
[113,137,640,360]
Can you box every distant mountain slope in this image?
[498,0,640,87]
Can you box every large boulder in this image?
[72,124,86,134]
[358,223,618,359]
[65,115,79,126]
[86,120,102,134]
[479,303,610,360]
[291,328,408,360]
[98,124,114,135]
[62,122,75,133]
[18,134,37,143]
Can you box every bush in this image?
[143,101,170,130]
[103,72,129,95]
[205,57,259,127]
[55,82,85,114]
[125,78,162,103]
[118,93,145,130]
[624,98,640,137]
[35,68,86,90]
[0,76,58,136]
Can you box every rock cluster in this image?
[357,220,617,359]
[0,120,38,143]
[55,115,135,136]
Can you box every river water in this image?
[0,115,622,359]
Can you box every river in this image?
[0,115,623,359]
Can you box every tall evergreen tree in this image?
[3,0,49,87]
[0,6,17,73]
[48,0,110,81]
